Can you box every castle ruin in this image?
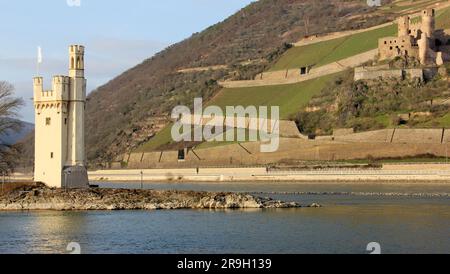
[378,8,450,65]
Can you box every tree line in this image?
[0,81,24,176]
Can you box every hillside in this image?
[295,66,450,136]
[85,0,404,164]
[0,120,34,146]
[135,0,450,154]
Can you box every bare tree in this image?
[0,81,24,175]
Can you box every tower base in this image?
[63,166,90,189]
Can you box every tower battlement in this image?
[69,45,85,76]
[70,45,85,54]
[33,76,71,102]
[422,8,435,17]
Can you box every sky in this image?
[0,0,255,123]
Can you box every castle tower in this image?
[398,15,410,37]
[68,45,86,167]
[33,45,89,189]
[421,8,435,38]
[418,36,429,65]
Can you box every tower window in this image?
[64,118,67,125]
[46,117,51,125]
[50,152,54,159]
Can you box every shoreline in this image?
[88,164,450,183]
[11,164,450,185]
[0,184,310,211]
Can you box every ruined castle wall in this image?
[379,36,419,60]
[404,69,424,80]
[355,67,424,81]
[354,68,403,81]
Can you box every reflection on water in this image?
[1,181,449,254]
[0,194,449,254]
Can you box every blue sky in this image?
[0,0,255,123]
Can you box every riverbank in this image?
[0,183,308,211]
[86,164,450,183]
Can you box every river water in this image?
[0,182,449,254]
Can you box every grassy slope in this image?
[135,124,174,152]
[436,6,450,29]
[270,24,397,71]
[209,73,340,120]
[138,73,341,151]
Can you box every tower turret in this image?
[418,36,429,65]
[33,77,43,102]
[67,45,87,168]
[421,8,435,38]
[398,16,410,37]
[33,77,43,94]
[69,45,85,78]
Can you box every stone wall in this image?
[354,66,425,81]
[127,128,450,168]
[220,50,378,88]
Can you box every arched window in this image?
[77,57,81,68]
[71,57,75,69]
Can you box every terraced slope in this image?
[270,24,397,71]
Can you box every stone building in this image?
[33,45,89,188]
[378,8,450,65]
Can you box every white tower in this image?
[33,45,89,188]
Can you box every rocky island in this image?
[0,183,309,211]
